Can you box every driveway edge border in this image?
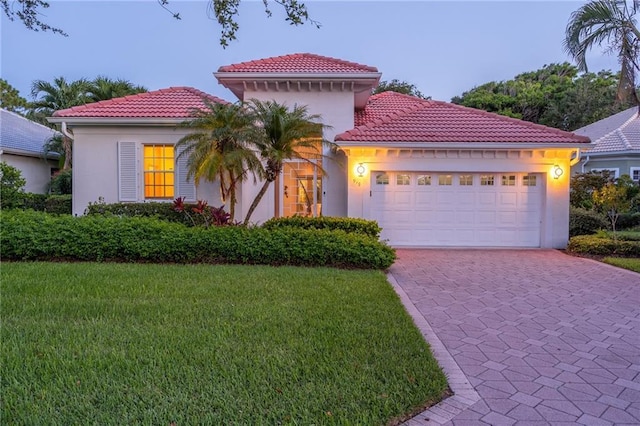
[387,272,481,425]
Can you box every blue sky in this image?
[1,1,619,104]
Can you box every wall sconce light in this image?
[553,164,564,179]
[356,163,366,177]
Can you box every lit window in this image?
[523,174,537,186]
[501,175,516,186]
[397,174,410,185]
[144,145,175,198]
[480,175,495,186]
[459,175,473,186]
[417,175,431,186]
[376,173,389,185]
[438,174,452,185]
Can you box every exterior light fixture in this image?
[553,164,564,179]
[356,163,366,177]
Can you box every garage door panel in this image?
[371,171,542,247]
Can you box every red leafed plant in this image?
[173,197,232,227]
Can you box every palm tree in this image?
[176,101,263,221]
[243,100,331,225]
[31,77,92,169]
[88,76,147,102]
[564,0,640,105]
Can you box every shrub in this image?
[262,216,382,238]
[49,169,72,195]
[44,195,72,214]
[617,212,640,230]
[569,206,607,237]
[0,210,395,269]
[20,193,48,211]
[567,235,640,257]
[0,162,26,209]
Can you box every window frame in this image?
[143,144,176,200]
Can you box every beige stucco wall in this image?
[343,148,574,248]
[1,152,58,194]
[239,90,355,224]
[70,126,222,217]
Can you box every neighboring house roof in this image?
[217,53,378,74]
[52,87,227,119]
[573,107,640,154]
[337,91,590,145]
[0,108,59,157]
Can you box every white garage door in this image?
[371,172,543,247]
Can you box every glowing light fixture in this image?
[356,163,366,177]
[553,164,564,179]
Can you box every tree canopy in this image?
[1,0,318,47]
[0,79,28,113]
[451,62,634,131]
[373,79,430,99]
[564,0,640,105]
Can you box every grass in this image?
[602,257,640,273]
[1,262,447,425]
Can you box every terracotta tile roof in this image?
[574,107,640,153]
[218,53,378,74]
[52,87,227,118]
[339,91,590,144]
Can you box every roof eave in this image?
[334,141,591,150]
[47,117,188,126]
[0,146,59,159]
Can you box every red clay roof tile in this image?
[52,87,227,118]
[341,92,590,144]
[217,53,378,74]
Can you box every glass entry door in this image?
[281,161,322,217]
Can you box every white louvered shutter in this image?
[118,141,138,201]
[175,146,196,201]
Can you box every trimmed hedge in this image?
[262,216,381,238]
[1,210,395,270]
[85,201,221,227]
[569,206,607,237]
[0,193,71,215]
[567,235,640,257]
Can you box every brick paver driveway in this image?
[389,249,640,425]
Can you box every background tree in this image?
[451,63,633,131]
[373,79,430,99]
[30,77,91,170]
[176,101,262,221]
[0,79,28,113]
[243,100,330,225]
[1,0,318,47]
[564,0,640,105]
[570,170,616,209]
[88,77,147,102]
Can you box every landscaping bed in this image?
[1,262,448,424]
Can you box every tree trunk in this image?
[62,135,72,170]
[243,180,272,226]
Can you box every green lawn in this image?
[602,257,640,273]
[1,262,447,425]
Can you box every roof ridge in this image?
[436,101,590,142]
[217,52,378,73]
[592,111,637,145]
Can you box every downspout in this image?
[581,154,590,173]
[570,149,581,167]
[61,121,74,141]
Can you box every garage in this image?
[370,171,543,247]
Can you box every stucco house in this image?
[1,108,60,193]
[49,53,590,248]
[572,106,640,181]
